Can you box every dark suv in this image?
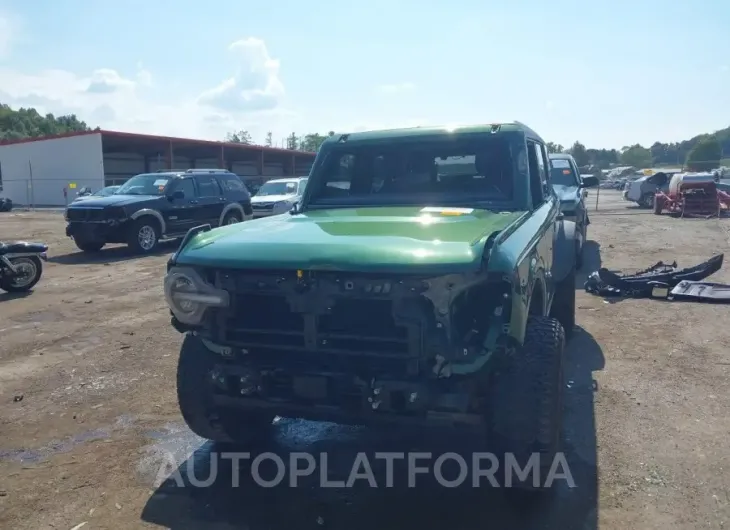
[65,169,253,254]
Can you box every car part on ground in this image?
[653,172,730,218]
[584,254,723,299]
[0,240,49,293]
[664,280,730,303]
[166,122,577,494]
[0,197,12,212]
[64,169,253,254]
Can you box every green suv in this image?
[164,123,578,490]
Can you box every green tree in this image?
[546,142,564,154]
[299,133,327,152]
[264,131,273,147]
[286,132,299,150]
[685,137,722,171]
[225,130,252,144]
[620,144,652,168]
[0,103,91,141]
[567,141,589,167]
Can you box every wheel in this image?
[73,236,105,252]
[653,195,663,215]
[127,217,160,254]
[177,333,275,444]
[550,268,575,341]
[639,192,654,208]
[222,211,242,225]
[0,256,43,292]
[575,237,584,271]
[487,316,565,493]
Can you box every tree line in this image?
[0,102,725,172]
[547,125,729,172]
[0,104,93,141]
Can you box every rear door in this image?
[217,174,253,219]
[193,174,225,225]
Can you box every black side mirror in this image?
[581,175,599,188]
[289,202,300,215]
[170,190,185,201]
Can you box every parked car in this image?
[548,153,598,269]
[250,176,308,218]
[71,185,120,203]
[165,121,581,492]
[623,170,681,208]
[64,169,253,254]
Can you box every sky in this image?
[0,0,728,149]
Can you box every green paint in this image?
[176,206,525,274]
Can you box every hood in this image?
[552,184,580,204]
[175,206,525,274]
[251,193,297,204]
[66,194,160,208]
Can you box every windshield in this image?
[307,136,518,208]
[115,174,170,195]
[256,180,299,196]
[94,186,119,197]
[549,158,579,186]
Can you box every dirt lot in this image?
[1,190,729,530]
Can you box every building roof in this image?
[0,129,315,156]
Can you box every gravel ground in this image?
[1,189,729,530]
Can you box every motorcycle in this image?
[0,241,49,293]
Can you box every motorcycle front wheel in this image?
[0,256,43,292]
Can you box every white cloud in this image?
[198,37,285,112]
[0,37,296,143]
[375,82,415,95]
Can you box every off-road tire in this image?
[0,256,43,292]
[575,237,584,270]
[653,195,663,215]
[177,333,275,444]
[550,268,576,341]
[73,237,105,252]
[222,211,242,225]
[487,316,565,493]
[126,217,160,254]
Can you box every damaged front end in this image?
[164,264,517,427]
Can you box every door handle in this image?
[219,197,226,201]
[189,200,199,204]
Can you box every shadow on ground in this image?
[140,328,604,530]
[576,240,602,289]
[48,240,178,265]
[0,290,33,302]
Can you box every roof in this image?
[323,122,544,144]
[266,176,309,182]
[549,153,575,160]
[0,129,315,156]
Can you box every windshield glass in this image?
[115,174,170,195]
[94,186,119,196]
[256,180,299,196]
[307,136,517,207]
[549,158,578,186]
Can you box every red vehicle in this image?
[653,172,730,217]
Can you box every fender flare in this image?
[218,203,246,224]
[552,218,577,283]
[130,209,166,234]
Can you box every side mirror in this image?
[289,202,300,215]
[581,175,599,188]
[170,190,185,201]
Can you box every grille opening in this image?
[319,299,406,340]
[232,294,303,332]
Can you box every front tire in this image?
[0,256,43,292]
[222,211,242,225]
[640,192,654,208]
[550,268,576,341]
[127,218,160,254]
[177,334,275,444]
[73,236,105,252]
[487,316,565,493]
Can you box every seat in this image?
[0,241,49,255]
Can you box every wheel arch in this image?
[130,209,166,234]
[219,203,245,225]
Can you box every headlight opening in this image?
[163,268,229,325]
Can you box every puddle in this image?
[0,415,136,464]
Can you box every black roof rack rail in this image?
[185,168,231,174]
